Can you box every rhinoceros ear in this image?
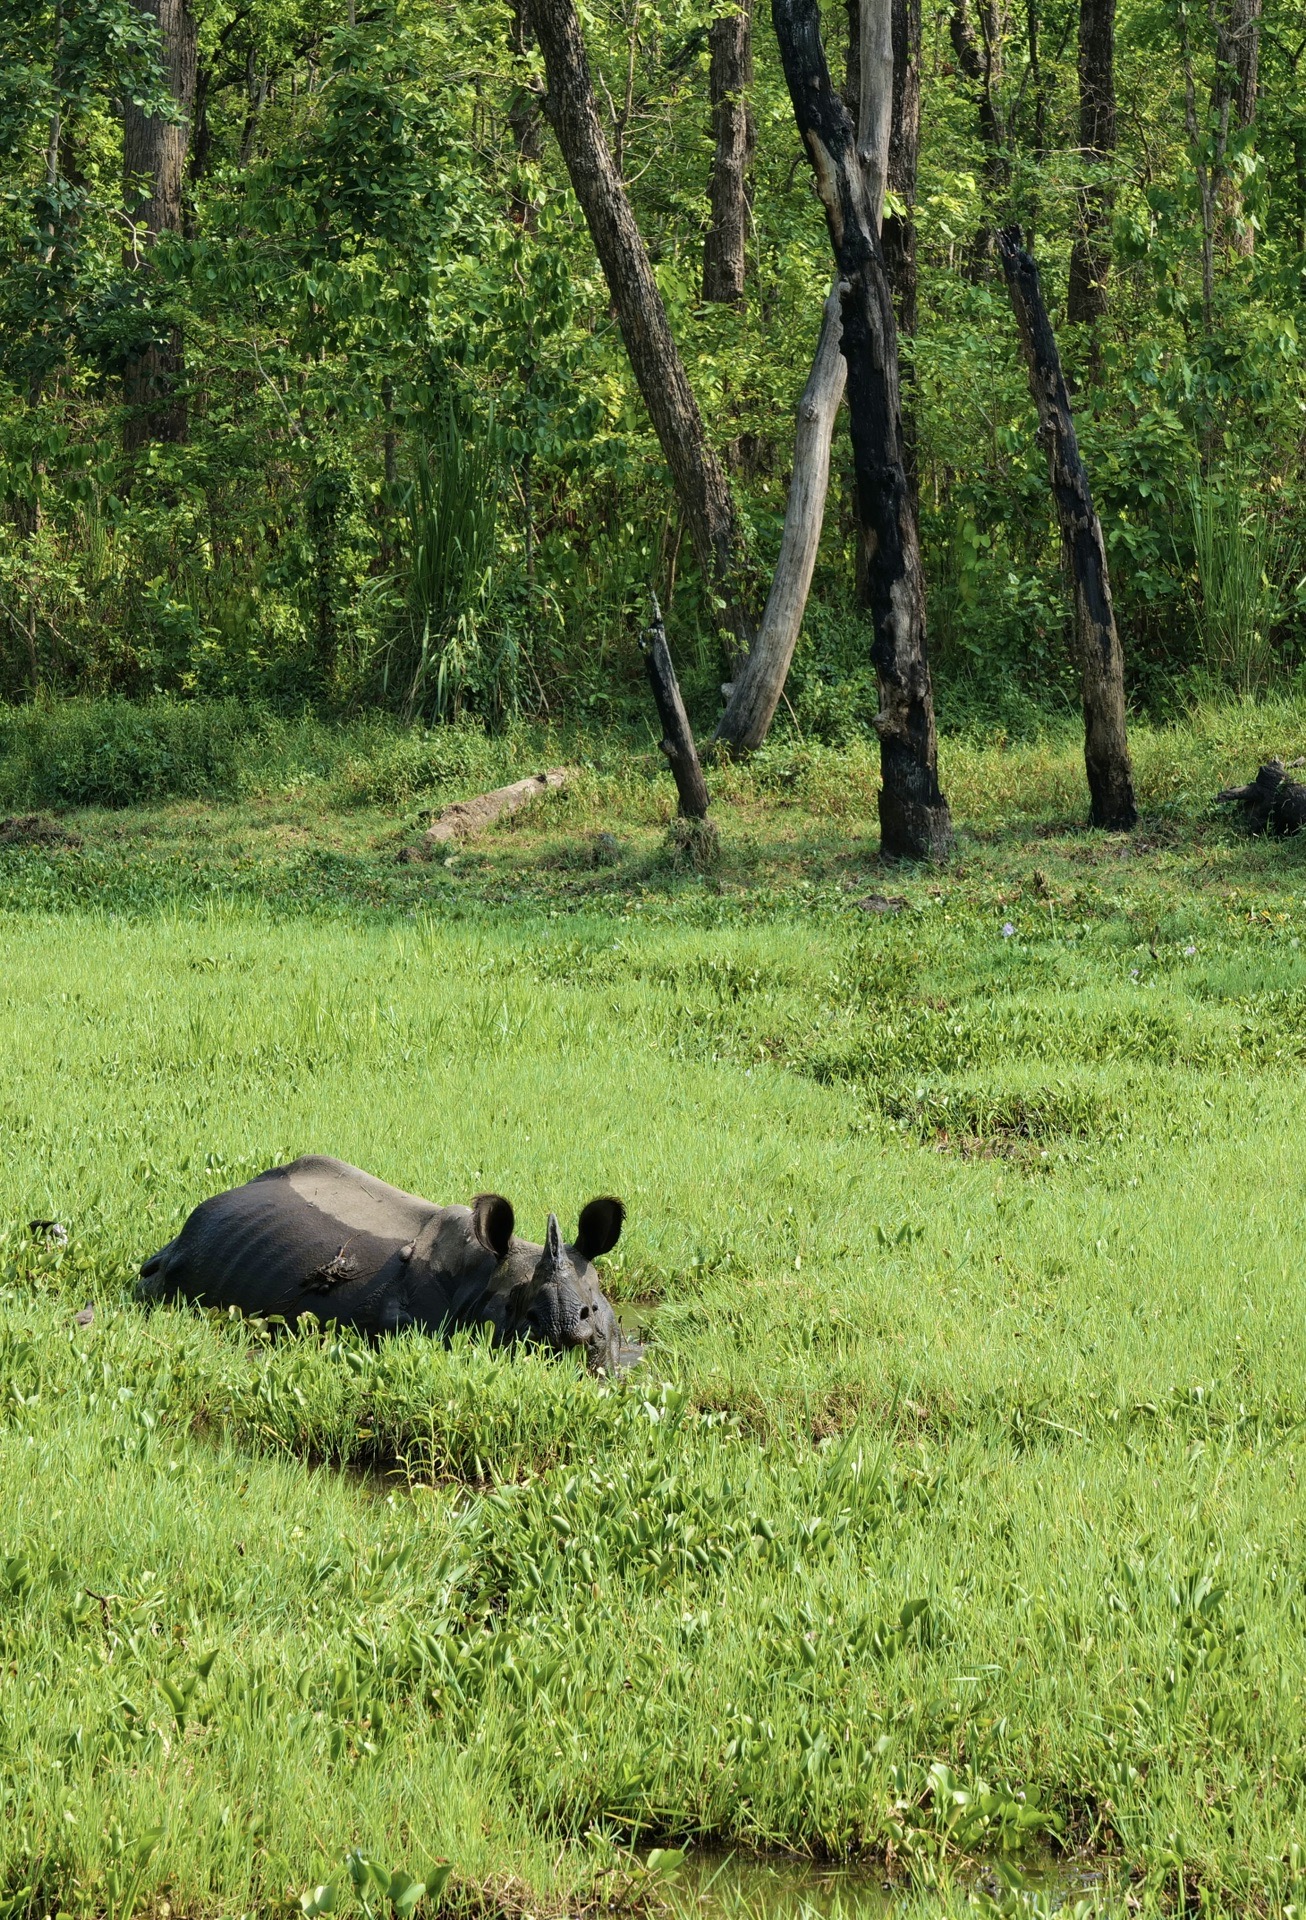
[575,1196,624,1260]
[471,1193,515,1260]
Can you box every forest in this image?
[1,0,1300,761]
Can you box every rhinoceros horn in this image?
[539,1212,564,1277]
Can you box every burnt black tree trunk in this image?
[703,0,755,301]
[1066,0,1115,342]
[997,228,1136,830]
[122,0,197,449]
[772,0,952,859]
[526,0,757,665]
[643,598,711,818]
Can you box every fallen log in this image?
[399,769,571,862]
[1216,759,1306,836]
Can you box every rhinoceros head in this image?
[475,1194,624,1372]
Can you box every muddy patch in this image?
[0,813,83,849]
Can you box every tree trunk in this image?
[122,0,197,450]
[949,0,1008,267]
[525,0,758,665]
[1024,0,1047,244]
[716,286,847,749]
[996,227,1136,830]
[644,600,711,818]
[1219,0,1260,253]
[508,0,546,229]
[883,0,922,339]
[847,0,921,473]
[1066,0,1116,347]
[1177,1,1224,329]
[703,0,755,302]
[772,0,952,860]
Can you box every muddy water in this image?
[653,1847,1116,1915]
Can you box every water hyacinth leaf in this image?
[644,1849,685,1878]
[387,1870,425,1916]
[300,1883,337,1916]
[421,1864,452,1904]
[131,1828,163,1870]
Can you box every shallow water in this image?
[651,1846,1116,1916]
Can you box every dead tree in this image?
[643,599,711,819]
[1066,0,1116,348]
[1216,760,1306,835]
[122,0,197,448]
[997,227,1136,830]
[716,286,847,749]
[771,0,952,859]
[703,0,755,302]
[525,0,757,666]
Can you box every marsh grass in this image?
[7,707,1306,1916]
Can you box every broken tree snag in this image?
[526,0,757,667]
[400,769,570,861]
[716,284,847,752]
[996,226,1137,832]
[771,0,953,860]
[1216,760,1306,835]
[643,600,711,819]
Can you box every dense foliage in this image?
[2,0,1306,730]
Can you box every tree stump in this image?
[1216,760,1306,835]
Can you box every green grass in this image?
[6,699,1306,1919]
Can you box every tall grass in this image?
[1187,475,1302,694]
[390,404,515,724]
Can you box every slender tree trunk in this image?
[1025,0,1047,244]
[1177,0,1224,329]
[847,0,922,473]
[122,0,197,449]
[883,0,922,339]
[703,0,755,301]
[238,50,269,168]
[772,0,952,859]
[644,599,711,818]
[508,0,546,228]
[949,0,1008,265]
[716,286,847,748]
[526,0,757,665]
[1066,0,1116,352]
[1220,0,1260,252]
[997,227,1136,830]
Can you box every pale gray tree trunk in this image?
[716,288,847,748]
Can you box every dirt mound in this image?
[0,813,83,849]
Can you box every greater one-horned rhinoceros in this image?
[138,1155,624,1371]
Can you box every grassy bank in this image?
[4,702,1306,1918]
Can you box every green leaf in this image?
[421,1863,452,1905]
[300,1883,337,1916]
[644,1849,685,1878]
[133,1828,164,1869]
[388,1871,425,1917]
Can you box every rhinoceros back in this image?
[139,1155,441,1325]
